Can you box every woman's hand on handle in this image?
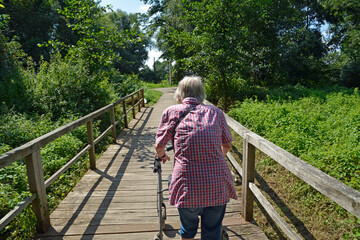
[160,154,170,164]
[155,143,171,164]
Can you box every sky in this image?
[99,0,162,69]
[100,0,149,14]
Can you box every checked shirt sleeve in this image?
[219,110,232,144]
[156,108,176,146]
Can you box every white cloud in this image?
[146,49,163,69]
[139,4,150,13]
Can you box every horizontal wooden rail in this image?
[94,125,114,145]
[0,195,36,231]
[114,115,125,127]
[0,95,133,168]
[44,144,92,188]
[243,130,360,218]
[249,182,303,240]
[0,88,145,233]
[204,100,360,239]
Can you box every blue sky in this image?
[99,0,150,14]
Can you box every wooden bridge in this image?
[33,87,267,239]
[1,87,359,239]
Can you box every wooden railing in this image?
[0,89,144,233]
[220,106,360,239]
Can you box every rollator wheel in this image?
[161,209,166,230]
[154,232,162,240]
[222,228,229,240]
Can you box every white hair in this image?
[174,76,206,103]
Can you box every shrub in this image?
[27,54,115,119]
[340,60,360,88]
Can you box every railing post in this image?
[110,107,116,143]
[87,120,96,170]
[137,91,141,112]
[141,89,145,108]
[122,100,128,128]
[25,149,50,233]
[242,134,255,221]
[132,95,136,119]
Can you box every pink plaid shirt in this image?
[156,97,237,208]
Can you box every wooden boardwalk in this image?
[36,88,268,239]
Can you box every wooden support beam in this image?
[122,101,128,128]
[25,150,50,233]
[141,89,145,108]
[242,135,255,221]
[87,121,96,170]
[132,95,136,119]
[110,107,116,143]
[137,92,141,112]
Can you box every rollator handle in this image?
[153,145,173,173]
[165,146,174,151]
[153,156,161,173]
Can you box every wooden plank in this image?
[54,199,242,212]
[49,217,245,234]
[54,202,157,211]
[50,215,181,226]
[50,205,241,219]
[36,219,262,240]
[71,182,158,191]
[59,194,158,204]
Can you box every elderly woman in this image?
[155,76,237,240]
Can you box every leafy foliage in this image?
[101,10,149,74]
[143,0,332,108]
[229,87,360,191]
[27,53,116,119]
[0,1,151,238]
[0,0,57,63]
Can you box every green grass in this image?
[144,89,162,106]
[141,80,174,89]
[142,80,174,106]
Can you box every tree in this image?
[101,10,149,74]
[144,0,332,101]
[320,0,360,87]
[1,0,58,63]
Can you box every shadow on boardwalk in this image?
[36,88,268,240]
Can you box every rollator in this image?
[153,145,173,240]
[153,146,229,240]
